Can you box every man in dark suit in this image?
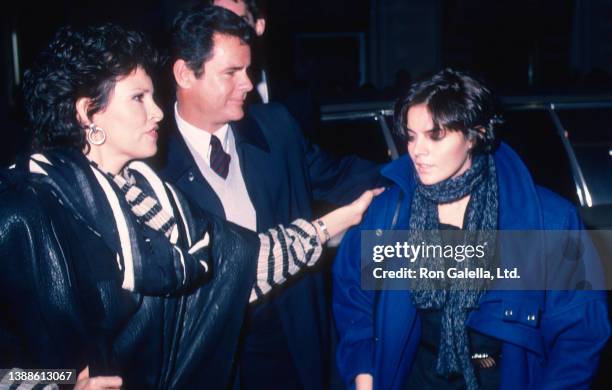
[157,5,380,389]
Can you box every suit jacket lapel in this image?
[231,113,274,231]
[162,120,226,220]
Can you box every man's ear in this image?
[75,97,91,127]
[254,17,266,36]
[173,59,196,89]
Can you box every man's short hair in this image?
[171,5,253,78]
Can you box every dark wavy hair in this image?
[393,68,503,155]
[171,5,253,78]
[23,24,162,153]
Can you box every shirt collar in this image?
[174,102,230,152]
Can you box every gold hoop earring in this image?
[87,123,106,145]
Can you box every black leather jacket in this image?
[0,151,259,389]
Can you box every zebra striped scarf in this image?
[91,162,177,239]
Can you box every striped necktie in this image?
[210,134,231,179]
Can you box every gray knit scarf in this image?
[409,154,498,390]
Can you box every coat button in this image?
[504,309,513,317]
[375,229,383,237]
[188,172,195,182]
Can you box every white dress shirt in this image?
[174,103,257,232]
[256,69,269,104]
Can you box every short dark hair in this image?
[23,24,162,153]
[393,68,502,155]
[203,0,266,19]
[171,5,253,78]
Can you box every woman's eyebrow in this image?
[405,127,436,133]
[130,87,153,94]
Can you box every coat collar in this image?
[379,143,544,230]
[231,106,271,153]
[160,107,271,184]
[380,154,416,198]
[23,149,145,281]
[160,121,194,184]
[158,107,275,227]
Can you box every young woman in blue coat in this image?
[332,69,610,390]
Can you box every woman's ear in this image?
[75,97,91,127]
[467,126,486,151]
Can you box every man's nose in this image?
[240,72,253,92]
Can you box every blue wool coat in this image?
[333,143,610,390]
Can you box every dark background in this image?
[1,1,611,386]
[2,0,612,162]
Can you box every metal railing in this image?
[320,95,612,208]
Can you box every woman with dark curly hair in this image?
[332,69,609,390]
[0,24,380,389]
